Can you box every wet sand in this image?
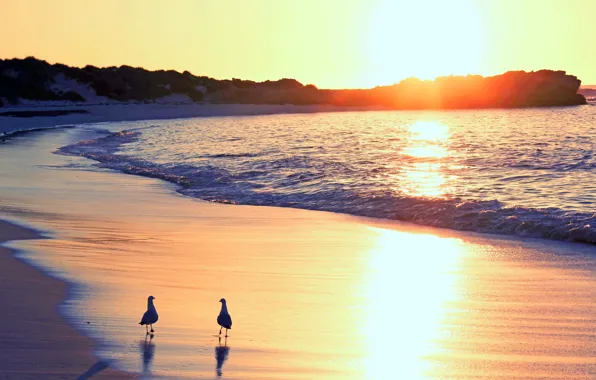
[0,220,133,379]
[2,126,596,378]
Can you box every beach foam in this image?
[58,121,596,245]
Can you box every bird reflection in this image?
[215,337,230,377]
[140,334,156,374]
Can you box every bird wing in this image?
[141,309,158,324]
[140,310,150,325]
[217,313,232,329]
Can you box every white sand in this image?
[0,102,383,136]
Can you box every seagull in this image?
[217,298,232,337]
[139,295,159,334]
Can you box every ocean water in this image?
[60,105,596,244]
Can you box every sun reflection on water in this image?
[403,163,448,198]
[399,121,454,198]
[408,121,450,142]
[360,228,463,379]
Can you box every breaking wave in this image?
[58,129,596,245]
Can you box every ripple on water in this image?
[58,107,596,244]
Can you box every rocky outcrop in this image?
[326,70,587,109]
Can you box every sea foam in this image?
[58,126,596,245]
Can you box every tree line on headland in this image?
[0,57,587,109]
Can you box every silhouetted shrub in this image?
[0,57,586,108]
[62,91,86,102]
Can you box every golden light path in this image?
[399,121,453,198]
[361,227,463,378]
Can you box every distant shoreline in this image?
[0,109,89,118]
[0,102,384,136]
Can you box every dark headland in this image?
[0,57,587,111]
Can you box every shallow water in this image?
[3,127,596,379]
[60,106,596,243]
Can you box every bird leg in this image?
[146,325,149,335]
[225,328,228,338]
[150,324,154,333]
[219,326,222,336]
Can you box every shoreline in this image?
[54,115,596,247]
[2,126,596,377]
[0,219,133,379]
[0,102,386,136]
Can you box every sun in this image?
[362,0,486,86]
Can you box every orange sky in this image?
[1,0,595,88]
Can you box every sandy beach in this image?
[0,219,133,379]
[0,118,596,379]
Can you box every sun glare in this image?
[398,121,453,198]
[363,0,485,86]
[408,121,450,142]
[403,121,450,159]
[360,228,463,378]
[402,164,448,197]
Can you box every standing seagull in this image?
[139,295,159,334]
[217,298,232,337]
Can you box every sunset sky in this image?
[1,0,594,88]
